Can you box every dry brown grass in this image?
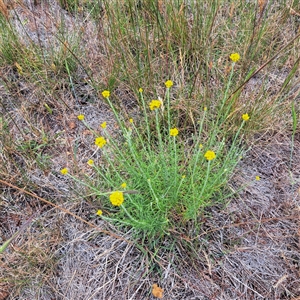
[1,1,300,299]
[1,134,299,299]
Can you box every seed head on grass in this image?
[15,62,23,75]
[102,90,110,98]
[100,121,107,129]
[149,100,161,111]
[109,191,124,206]
[170,128,179,137]
[95,136,107,148]
[204,150,216,161]
[60,168,68,175]
[77,114,84,121]
[242,113,250,121]
[230,53,240,62]
[165,80,173,88]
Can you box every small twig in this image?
[0,179,131,244]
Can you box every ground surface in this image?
[1,104,299,300]
[0,1,300,299]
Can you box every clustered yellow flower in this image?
[95,136,107,148]
[109,191,124,206]
[149,100,161,111]
[170,128,179,137]
[165,80,173,88]
[204,150,216,161]
[102,90,110,98]
[129,118,133,123]
[230,53,240,62]
[255,176,260,181]
[242,113,250,121]
[87,159,94,166]
[77,114,84,121]
[96,209,103,216]
[204,106,207,111]
[138,88,143,93]
[121,182,127,188]
[60,168,68,175]
[100,121,107,129]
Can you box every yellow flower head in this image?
[100,121,107,129]
[230,53,240,62]
[120,182,127,188]
[102,90,110,98]
[138,88,143,93]
[199,144,203,149]
[87,159,94,166]
[242,113,250,121]
[149,100,161,111]
[165,80,173,88]
[95,136,107,148]
[109,191,124,206]
[204,106,207,111]
[129,118,133,123]
[204,150,216,161]
[96,209,103,216]
[60,168,68,175]
[170,128,179,137]
[77,114,84,121]
[255,176,260,181]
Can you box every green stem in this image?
[155,111,167,178]
[166,87,171,136]
[131,122,151,158]
[147,179,161,210]
[140,91,151,144]
[219,62,236,114]
[67,173,110,196]
[173,136,177,186]
[175,176,186,200]
[190,108,208,182]
[105,96,124,131]
[190,160,212,220]
[155,111,164,154]
[208,62,236,148]
[121,204,145,225]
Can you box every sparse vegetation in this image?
[0,1,299,299]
